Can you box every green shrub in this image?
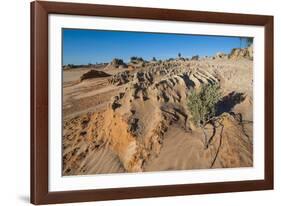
[130,56,144,62]
[187,83,221,148]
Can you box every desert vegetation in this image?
[187,83,222,149]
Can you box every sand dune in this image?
[63,47,253,175]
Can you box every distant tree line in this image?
[63,63,107,69]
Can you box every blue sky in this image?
[63,29,249,65]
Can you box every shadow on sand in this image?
[216,91,245,116]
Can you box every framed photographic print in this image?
[30,1,274,204]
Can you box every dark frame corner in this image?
[31,1,274,204]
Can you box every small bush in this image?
[188,83,221,126]
[187,83,221,148]
[130,56,144,62]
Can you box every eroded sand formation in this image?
[63,47,253,175]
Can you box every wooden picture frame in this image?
[31,1,274,204]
